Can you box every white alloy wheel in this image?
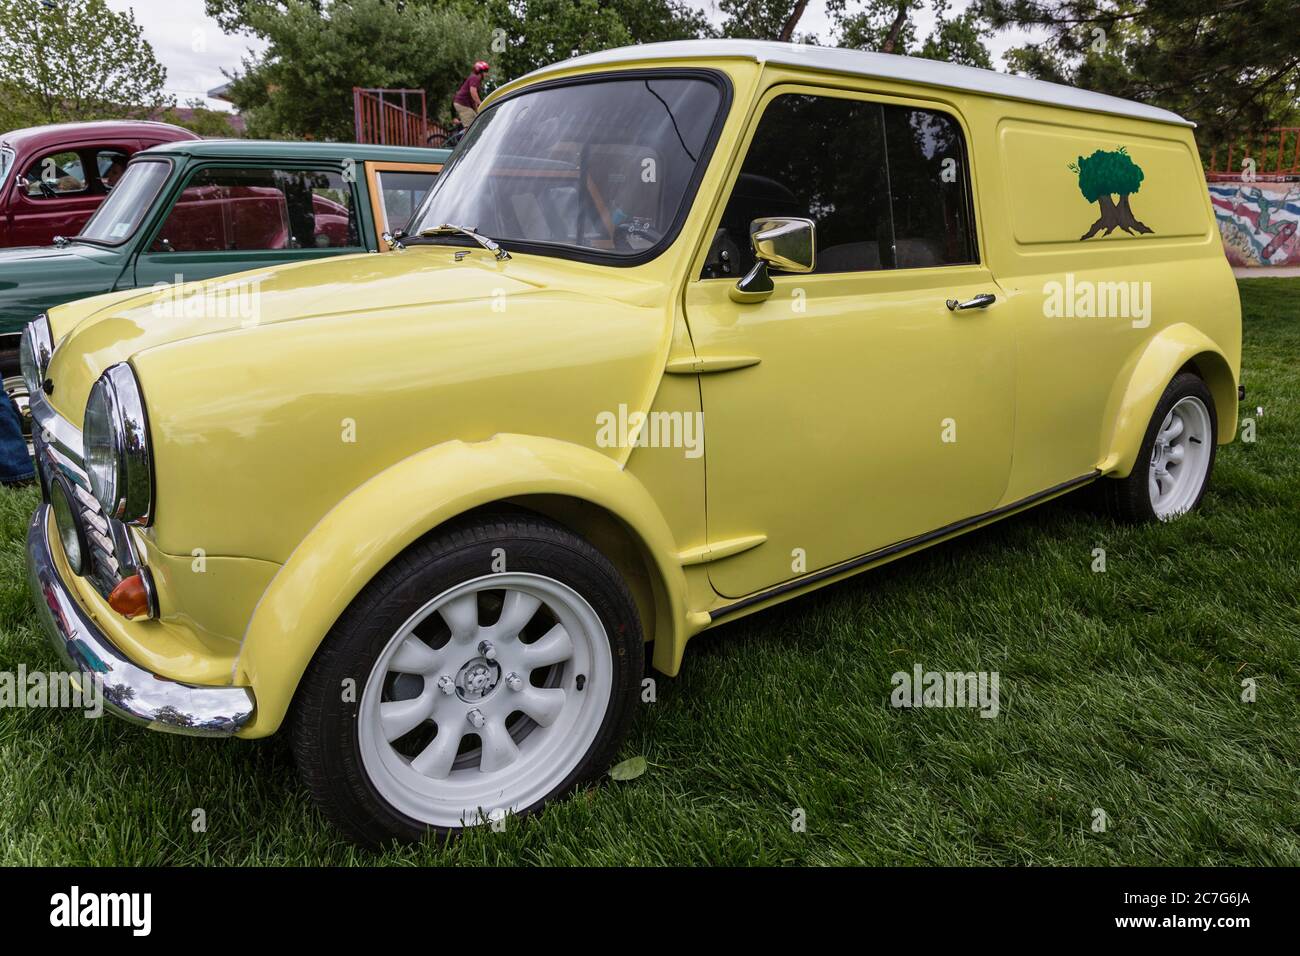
[358,572,613,829]
[1148,395,1213,520]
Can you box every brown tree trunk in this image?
[1080,194,1123,240]
[1115,194,1154,235]
[881,1,910,54]
[778,0,811,42]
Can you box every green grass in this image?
[1,279,1297,866]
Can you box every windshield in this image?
[78,159,172,244]
[410,74,725,260]
[0,147,12,189]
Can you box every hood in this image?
[44,244,664,417]
[0,242,125,335]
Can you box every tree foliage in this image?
[208,0,718,138]
[1069,146,1143,203]
[980,0,1300,148]
[161,99,243,138]
[213,0,491,140]
[0,0,170,130]
[468,0,632,80]
[829,0,992,67]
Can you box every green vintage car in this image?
[0,138,450,404]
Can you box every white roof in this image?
[510,39,1192,128]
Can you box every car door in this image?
[133,162,368,289]
[365,161,444,241]
[683,86,1015,599]
[10,146,103,246]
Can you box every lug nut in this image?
[467,708,486,728]
[478,640,496,660]
[506,673,523,692]
[437,676,455,695]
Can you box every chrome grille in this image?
[31,393,136,599]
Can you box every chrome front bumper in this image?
[26,504,255,736]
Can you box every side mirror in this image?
[731,217,815,303]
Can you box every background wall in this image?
[1211,181,1300,267]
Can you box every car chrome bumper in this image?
[26,504,254,737]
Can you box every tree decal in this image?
[1069,147,1154,240]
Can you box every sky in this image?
[104,0,1039,113]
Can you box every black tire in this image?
[291,511,644,847]
[1099,371,1218,523]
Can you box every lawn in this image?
[0,279,1296,866]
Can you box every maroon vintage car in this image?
[0,120,199,248]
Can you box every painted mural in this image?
[1210,181,1300,267]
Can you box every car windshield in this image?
[0,147,12,189]
[77,159,172,244]
[409,75,724,259]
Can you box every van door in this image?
[684,87,1015,599]
[11,147,102,246]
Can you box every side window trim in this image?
[364,161,444,246]
[697,83,981,280]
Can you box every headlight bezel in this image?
[19,313,52,397]
[48,475,87,575]
[83,363,154,526]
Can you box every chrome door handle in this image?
[945,293,996,311]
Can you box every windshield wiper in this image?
[418,223,511,261]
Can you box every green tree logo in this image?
[1068,147,1154,240]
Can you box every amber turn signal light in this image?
[109,573,152,620]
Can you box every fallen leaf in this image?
[609,756,647,781]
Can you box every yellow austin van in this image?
[22,40,1240,844]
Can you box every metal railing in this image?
[352,87,450,147]
[1205,127,1300,181]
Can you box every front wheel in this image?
[292,513,644,846]
[1100,371,1218,523]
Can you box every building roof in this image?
[509,39,1193,128]
[137,139,453,164]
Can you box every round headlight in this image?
[83,363,153,525]
[19,314,52,397]
[49,477,86,574]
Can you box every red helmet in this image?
[474,61,490,73]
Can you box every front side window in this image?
[376,169,439,233]
[26,150,87,197]
[150,167,361,252]
[410,74,725,260]
[703,94,977,278]
[78,160,172,244]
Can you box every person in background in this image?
[0,395,33,486]
[453,61,490,129]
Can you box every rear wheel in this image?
[1100,371,1218,523]
[292,513,643,846]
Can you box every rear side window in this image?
[151,167,361,252]
[25,150,87,197]
[703,94,977,278]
